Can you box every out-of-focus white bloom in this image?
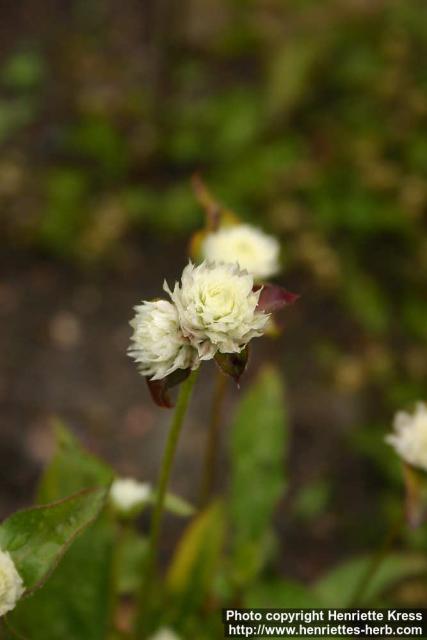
[201,224,280,280]
[148,629,181,640]
[128,299,199,380]
[110,478,151,513]
[0,548,24,617]
[386,403,427,472]
[164,261,269,360]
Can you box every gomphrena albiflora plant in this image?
[127,181,298,625]
[2,179,427,640]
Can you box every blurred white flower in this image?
[110,478,151,513]
[386,402,427,472]
[0,548,24,617]
[128,299,199,380]
[165,261,269,360]
[201,224,280,280]
[148,629,181,640]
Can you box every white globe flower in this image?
[110,478,151,513]
[164,261,269,360]
[128,299,199,380]
[201,224,280,280]
[386,403,427,472]
[0,548,24,617]
[149,629,181,640]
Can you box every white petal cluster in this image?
[128,299,199,381]
[165,261,269,360]
[201,224,280,280]
[148,629,181,640]
[386,403,427,472]
[110,478,152,513]
[0,548,24,617]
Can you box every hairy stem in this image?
[137,369,199,633]
[199,370,228,507]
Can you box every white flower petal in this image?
[386,402,427,472]
[165,261,269,360]
[110,478,151,513]
[0,549,24,617]
[128,299,200,380]
[201,224,280,280]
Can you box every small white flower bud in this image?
[386,402,427,472]
[0,548,24,617]
[128,299,199,381]
[148,629,181,640]
[201,224,280,280]
[110,478,151,513]
[164,261,269,360]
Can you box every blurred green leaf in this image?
[8,423,116,640]
[167,502,225,611]
[2,51,45,90]
[0,99,37,143]
[40,169,89,256]
[293,480,331,521]
[245,579,322,608]
[162,492,195,518]
[342,262,390,334]
[314,553,427,606]
[229,365,287,586]
[266,39,321,117]
[66,116,129,179]
[38,420,114,503]
[116,527,148,595]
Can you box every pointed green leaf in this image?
[9,425,115,640]
[0,488,108,594]
[162,492,195,518]
[8,514,115,640]
[38,420,113,503]
[166,502,225,615]
[229,365,287,586]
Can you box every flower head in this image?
[128,299,199,381]
[148,629,181,640]
[110,478,151,513]
[164,261,269,360]
[201,224,280,280]
[386,402,427,472]
[0,548,24,617]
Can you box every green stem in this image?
[348,515,403,607]
[136,369,199,633]
[109,519,130,637]
[199,370,228,507]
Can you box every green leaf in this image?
[38,420,114,503]
[9,424,115,640]
[0,487,108,594]
[2,51,45,90]
[229,365,287,585]
[266,39,322,117]
[245,579,322,608]
[9,514,115,640]
[7,421,115,640]
[162,492,195,518]
[116,527,148,595]
[167,502,225,614]
[314,553,427,606]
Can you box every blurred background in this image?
[1,0,426,587]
